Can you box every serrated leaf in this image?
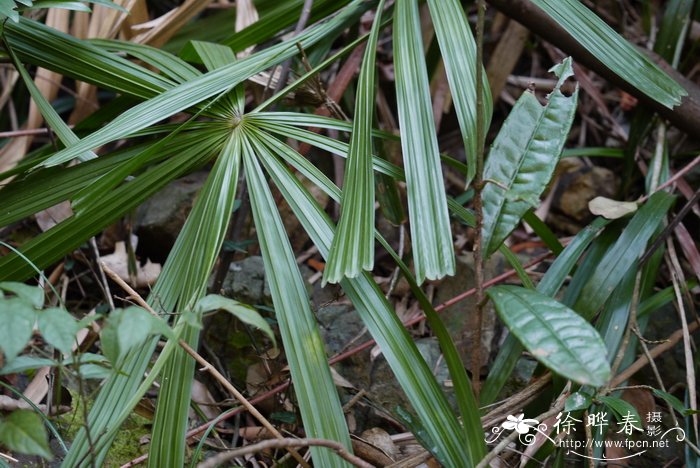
[393,0,454,284]
[0,282,44,308]
[481,58,578,256]
[196,295,275,346]
[530,0,687,108]
[0,411,52,459]
[323,0,386,284]
[0,297,36,361]
[487,285,611,387]
[37,307,79,354]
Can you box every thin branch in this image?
[100,263,310,468]
[471,0,487,397]
[196,437,374,468]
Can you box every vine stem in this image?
[471,0,487,397]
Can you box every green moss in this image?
[57,390,151,467]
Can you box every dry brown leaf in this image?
[101,240,161,288]
[191,379,220,420]
[35,201,74,232]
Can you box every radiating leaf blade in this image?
[530,0,687,108]
[393,0,454,283]
[487,285,611,387]
[242,133,352,467]
[426,0,492,186]
[323,0,386,284]
[250,131,475,466]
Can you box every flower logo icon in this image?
[502,414,540,434]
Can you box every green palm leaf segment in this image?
[487,285,612,387]
[393,0,455,284]
[530,0,687,108]
[60,131,238,467]
[147,131,242,468]
[426,0,492,186]
[5,45,96,162]
[248,128,477,466]
[481,58,578,257]
[242,132,353,467]
[2,0,367,169]
[323,0,386,285]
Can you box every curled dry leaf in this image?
[588,196,638,219]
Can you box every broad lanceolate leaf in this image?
[252,135,476,466]
[481,58,578,256]
[242,134,352,467]
[0,410,52,459]
[573,191,675,320]
[487,285,611,387]
[323,0,386,284]
[530,0,687,108]
[394,0,454,284]
[426,0,492,186]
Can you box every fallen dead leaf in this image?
[101,240,160,288]
[588,196,638,220]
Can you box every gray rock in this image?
[134,171,209,261]
[223,256,271,306]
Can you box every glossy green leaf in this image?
[487,285,611,387]
[251,132,475,466]
[655,0,694,64]
[196,295,275,346]
[481,57,578,256]
[426,0,492,186]
[530,0,687,108]
[0,298,36,362]
[598,396,643,430]
[574,191,675,319]
[323,0,386,284]
[393,0,454,283]
[0,135,221,282]
[3,17,174,99]
[0,410,52,459]
[37,307,79,355]
[242,134,352,467]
